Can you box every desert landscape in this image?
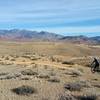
[0,40,99,100]
[0,0,100,99]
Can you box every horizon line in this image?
[0,28,100,37]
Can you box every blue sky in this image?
[0,0,100,36]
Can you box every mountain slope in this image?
[0,29,100,44]
[59,35,100,44]
[0,29,63,41]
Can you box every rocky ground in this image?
[0,41,99,100]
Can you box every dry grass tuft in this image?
[59,93,76,100]
[38,73,50,79]
[64,69,82,77]
[62,61,74,65]
[21,69,38,76]
[64,81,90,91]
[76,94,97,100]
[48,77,60,83]
[0,72,8,76]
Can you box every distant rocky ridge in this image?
[59,35,100,44]
[0,29,100,44]
[0,29,63,41]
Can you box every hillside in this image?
[0,29,100,44]
[59,35,99,44]
[0,29,63,41]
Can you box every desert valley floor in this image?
[0,41,99,100]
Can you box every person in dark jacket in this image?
[91,58,99,71]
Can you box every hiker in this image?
[91,58,99,72]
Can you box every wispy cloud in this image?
[0,0,100,35]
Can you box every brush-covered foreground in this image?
[0,41,100,100]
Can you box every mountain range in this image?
[0,29,100,44]
[0,29,63,41]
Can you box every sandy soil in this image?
[0,41,100,100]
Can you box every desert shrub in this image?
[30,57,39,60]
[58,68,66,70]
[4,74,18,79]
[62,61,74,65]
[22,60,26,62]
[21,77,31,80]
[21,69,38,76]
[59,93,76,100]
[0,62,13,65]
[64,82,81,91]
[49,71,56,76]
[1,55,4,58]
[0,78,5,80]
[38,74,50,79]
[0,73,21,80]
[64,69,82,77]
[48,77,60,83]
[93,84,100,88]
[5,56,9,60]
[71,71,82,77]
[0,72,8,76]
[10,58,16,61]
[59,93,97,100]
[49,56,55,62]
[11,85,37,95]
[76,94,97,100]
[50,56,61,62]
[85,64,91,67]
[22,55,31,59]
[12,55,19,58]
[92,78,98,81]
[14,73,21,78]
[64,81,90,91]
[44,65,49,69]
[78,68,84,73]
[31,62,35,65]
[29,55,41,60]
[56,58,62,62]
[78,81,90,88]
[5,73,21,79]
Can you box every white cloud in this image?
[34,26,100,35]
[0,0,100,34]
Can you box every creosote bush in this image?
[64,82,81,91]
[59,94,97,100]
[64,69,82,77]
[38,73,50,79]
[59,93,76,100]
[11,85,37,96]
[62,61,74,65]
[64,81,90,91]
[76,94,97,100]
[48,77,60,83]
[21,69,38,76]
